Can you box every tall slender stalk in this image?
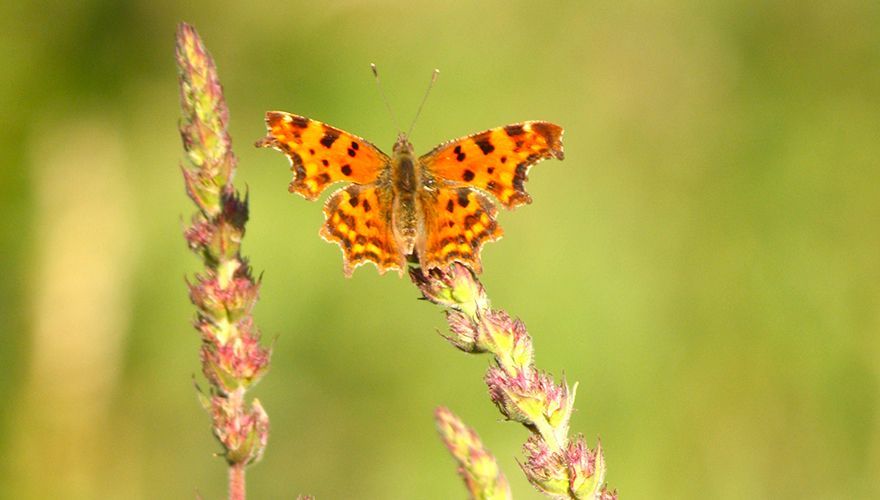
[412,265,617,499]
[176,22,270,499]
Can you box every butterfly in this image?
[256,111,563,276]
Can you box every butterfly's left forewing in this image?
[416,121,562,271]
[420,121,564,209]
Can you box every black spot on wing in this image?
[474,136,495,155]
[504,124,524,137]
[530,122,556,142]
[320,129,340,148]
[513,162,528,192]
[292,154,306,178]
[291,115,309,128]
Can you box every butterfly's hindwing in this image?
[418,186,503,273]
[321,183,405,276]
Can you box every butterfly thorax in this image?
[390,134,424,255]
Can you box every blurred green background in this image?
[1,0,878,498]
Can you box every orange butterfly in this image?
[256,104,563,277]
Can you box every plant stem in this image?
[229,462,245,500]
[176,22,271,498]
[411,265,616,499]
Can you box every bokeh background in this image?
[1,0,879,498]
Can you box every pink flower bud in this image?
[176,22,235,192]
[184,218,216,251]
[200,318,270,393]
[521,435,570,497]
[210,395,269,465]
[485,368,575,439]
[598,487,618,500]
[566,436,606,498]
[479,310,533,371]
[435,407,511,499]
[442,310,484,352]
[188,274,226,320]
[409,264,487,318]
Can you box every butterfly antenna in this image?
[407,68,440,136]
[370,63,403,134]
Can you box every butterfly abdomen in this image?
[391,140,421,255]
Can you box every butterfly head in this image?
[393,132,414,156]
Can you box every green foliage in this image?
[1,1,878,498]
